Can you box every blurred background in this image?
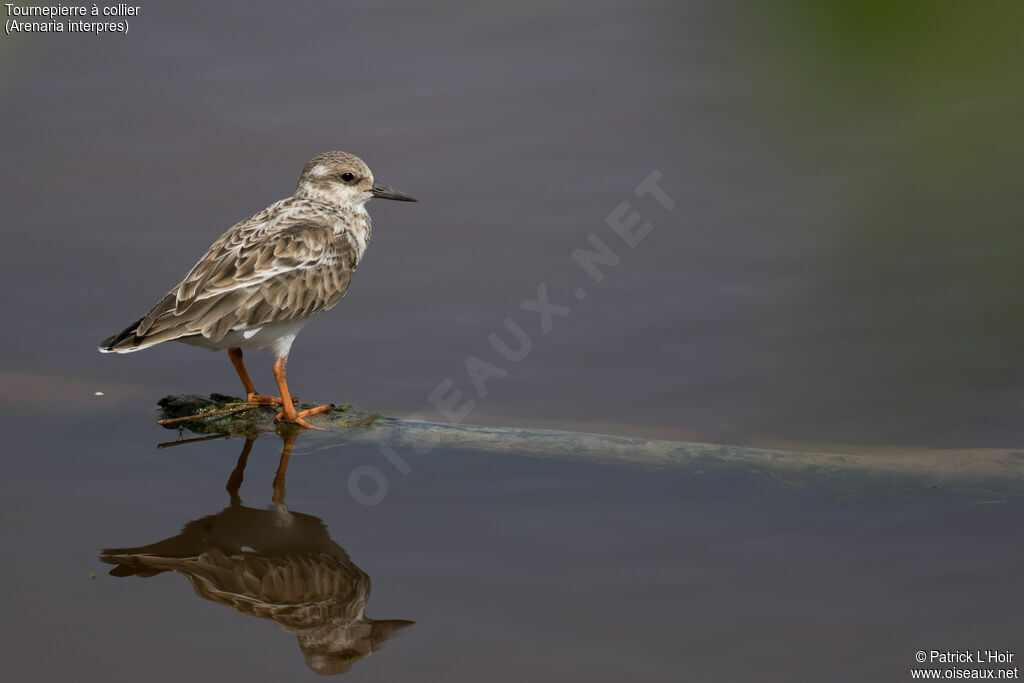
[2,0,1024,446]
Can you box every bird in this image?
[99,151,416,429]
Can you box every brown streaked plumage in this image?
[99,151,417,429]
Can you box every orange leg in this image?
[227,347,284,405]
[225,436,255,506]
[272,356,331,430]
[272,432,297,504]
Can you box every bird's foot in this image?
[275,404,332,431]
[245,393,286,406]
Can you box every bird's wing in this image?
[131,217,358,346]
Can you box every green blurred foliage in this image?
[725,2,1024,442]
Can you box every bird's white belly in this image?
[179,319,312,357]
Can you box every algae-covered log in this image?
[157,395,1024,488]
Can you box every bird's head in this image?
[296,151,417,208]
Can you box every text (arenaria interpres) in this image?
[4,4,139,35]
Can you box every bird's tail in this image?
[98,317,153,354]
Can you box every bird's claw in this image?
[275,404,332,431]
[246,393,286,405]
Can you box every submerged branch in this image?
[157,395,1024,486]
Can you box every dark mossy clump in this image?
[158,393,245,418]
[156,394,380,437]
[157,394,275,435]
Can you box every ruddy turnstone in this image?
[99,151,416,429]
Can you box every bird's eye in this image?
[339,172,356,184]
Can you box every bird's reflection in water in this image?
[100,433,413,676]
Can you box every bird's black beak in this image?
[371,181,417,202]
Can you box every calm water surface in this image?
[4,402,1022,682]
[1,1,1022,681]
